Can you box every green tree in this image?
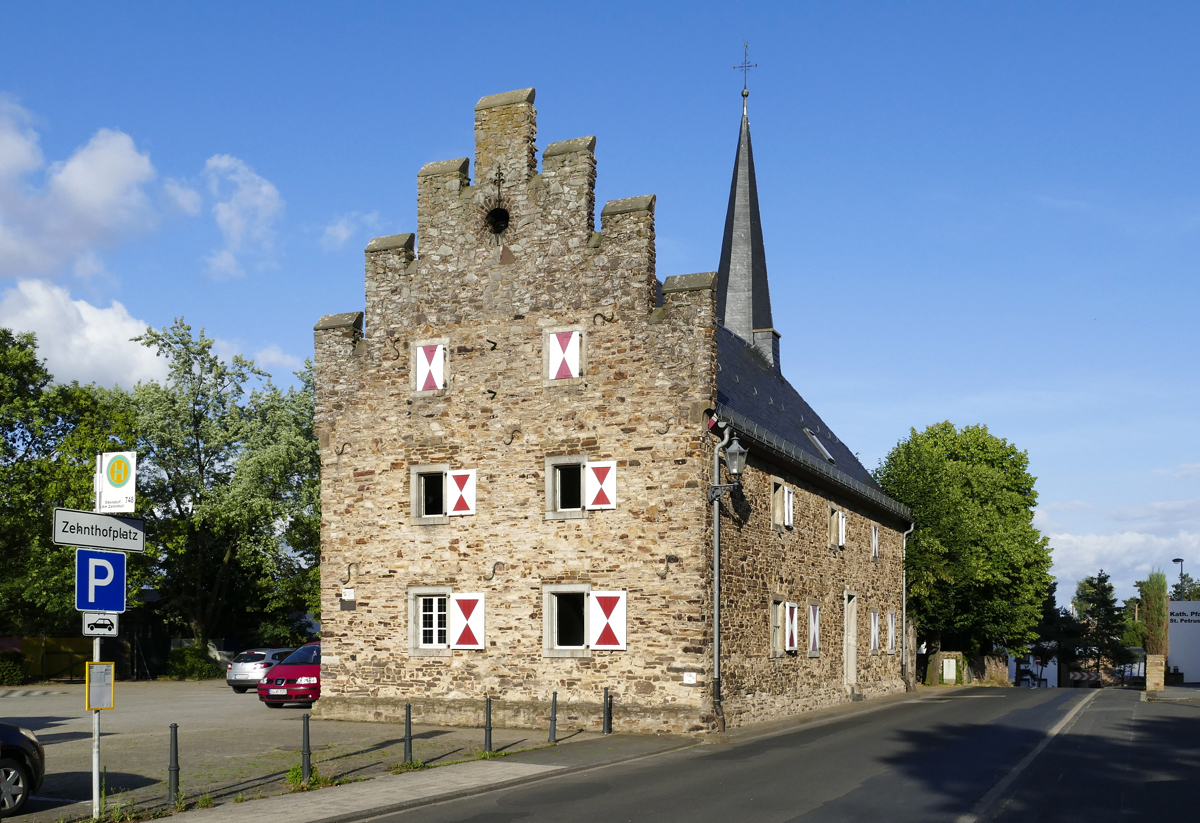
[1028,581,1084,682]
[874,421,1053,656]
[1139,570,1169,657]
[1120,595,1145,648]
[1169,572,1200,601]
[134,319,319,648]
[0,329,136,635]
[1073,570,1132,670]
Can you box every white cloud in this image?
[0,279,168,388]
[163,178,201,215]
[203,154,283,278]
[0,99,156,278]
[254,344,303,373]
[1156,463,1200,478]
[1049,529,1200,603]
[321,211,381,251]
[1109,497,1200,532]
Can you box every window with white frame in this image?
[871,523,880,560]
[543,584,590,657]
[804,428,835,464]
[410,464,450,525]
[807,601,821,657]
[887,610,897,654]
[773,480,794,531]
[420,596,448,647]
[870,609,880,655]
[545,456,586,520]
[829,507,846,548]
[770,599,786,656]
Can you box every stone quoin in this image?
[312,86,912,734]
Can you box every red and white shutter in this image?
[548,331,581,380]
[809,604,821,654]
[783,487,794,529]
[416,344,445,391]
[837,511,847,547]
[449,593,484,649]
[588,590,626,650]
[785,602,799,651]
[447,469,476,516]
[871,524,879,559]
[585,461,616,510]
[870,611,880,653]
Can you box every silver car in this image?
[226,648,293,693]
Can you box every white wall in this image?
[1168,601,1200,682]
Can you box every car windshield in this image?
[233,653,266,663]
[281,645,319,665]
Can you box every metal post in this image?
[484,696,492,753]
[167,723,179,805]
[404,703,412,763]
[549,692,557,743]
[602,687,611,735]
[301,713,311,785]
[92,636,100,818]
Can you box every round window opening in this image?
[485,207,510,235]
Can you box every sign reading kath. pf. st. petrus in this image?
[53,508,145,553]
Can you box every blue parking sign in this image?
[75,548,126,614]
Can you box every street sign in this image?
[85,662,115,710]
[75,549,126,614]
[98,452,136,513]
[54,508,145,553]
[82,612,119,637]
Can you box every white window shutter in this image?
[870,611,880,652]
[584,461,617,510]
[785,602,799,651]
[888,612,896,652]
[588,590,626,650]
[871,524,879,558]
[548,331,581,380]
[809,604,820,654]
[784,487,794,529]
[447,469,476,516]
[416,344,445,391]
[837,511,846,547]
[449,593,484,649]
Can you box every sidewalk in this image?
[1145,683,1200,701]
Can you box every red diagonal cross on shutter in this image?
[595,623,620,647]
[553,332,575,379]
[451,473,471,511]
[420,346,440,390]
[455,598,478,645]
[595,595,620,619]
[788,606,796,648]
[590,466,611,506]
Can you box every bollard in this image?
[301,713,311,786]
[167,723,179,805]
[549,691,558,744]
[404,703,413,764]
[602,687,611,735]
[484,696,493,753]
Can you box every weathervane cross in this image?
[734,41,757,91]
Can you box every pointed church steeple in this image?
[716,87,780,372]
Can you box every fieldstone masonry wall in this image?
[312,88,905,735]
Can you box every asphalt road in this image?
[364,687,1200,823]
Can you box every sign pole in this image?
[92,456,101,820]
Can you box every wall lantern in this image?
[724,436,747,477]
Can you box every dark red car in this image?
[256,642,320,708]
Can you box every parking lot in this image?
[2,679,589,822]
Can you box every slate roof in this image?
[715,324,911,521]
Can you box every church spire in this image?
[716,81,780,372]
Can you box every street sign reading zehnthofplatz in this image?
[53,508,145,553]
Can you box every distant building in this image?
[312,87,912,734]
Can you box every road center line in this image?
[956,689,1101,823]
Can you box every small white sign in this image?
[683,672,697,685]
[943,657,957,684]
[98,452,136,513]
[341,588,355,601]
[86,662,115,710]
[83,612,119,637]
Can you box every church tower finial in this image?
[717,45,779,372]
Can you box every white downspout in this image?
[901,522,915,689]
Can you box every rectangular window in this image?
[870,609,880,654]
[419,472,445,517]
[772,482,785,529]
[808,602,821,657]
[887,610,897,654]
[770,599,785,657]
[556,464,583,511]
[871,524,880,560]
[804,428,835,464]
[829,507,845,548]
[552,592,586,648]
[419,596,448,647]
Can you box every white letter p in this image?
[89,558,114,603]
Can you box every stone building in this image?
[311,86,912,734]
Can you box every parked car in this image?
[0,722,44,818]
[257,642,320,708]
[226,648,294,693]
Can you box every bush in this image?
[166,646,224,680]
[0,651,24,686]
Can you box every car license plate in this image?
[268,689,287,695]
[234,674,248,679]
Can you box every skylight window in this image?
[804,428,835,464]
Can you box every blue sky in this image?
[2,2,1198,604]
